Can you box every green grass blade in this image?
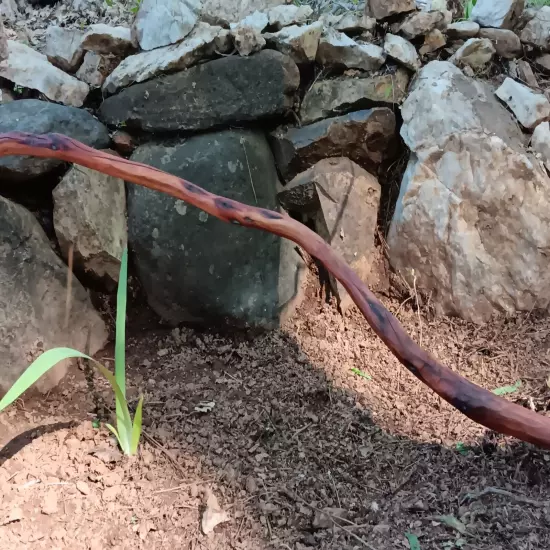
[115,247,128,399]
[94,362,132,451]
[0,348,87,412]
[492,380,522,396]
[130,394,144,455]
[405,533,421,550]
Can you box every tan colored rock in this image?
[384,33,420,70]
[264,22,322,64]
[0,41,89,107]
[44,26,86,72]
[81,24,137,56]
[333,12,376,34]
[479,28,521,59]
[389,60,550,323]
[450,37,495,70]
[278,158,381,310]
[76,51,120,88]
[419,28,446,55]
[232,26,265,56]
[316,28,386,72]
[365,0,415,20]
[53,158,127,286]
[300,69,409,125]
[399,10,446,39]
[446,21,480,39]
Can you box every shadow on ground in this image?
[1,283,550,550]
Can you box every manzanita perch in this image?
[1,131,550,449]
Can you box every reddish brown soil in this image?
[2,274,550,550]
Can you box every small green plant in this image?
[130,0,142,14]
[464,0,477,20]
[350,367,372,380]
[0,248,144,456]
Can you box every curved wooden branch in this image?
[1,131,549,448]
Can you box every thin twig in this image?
[280,489,378,549]
[460,487,550,508]
[240,137,257,204]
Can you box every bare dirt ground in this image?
[2,271,550,550]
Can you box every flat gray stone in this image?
[100,50,299,133]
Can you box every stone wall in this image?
[1,0,550,390]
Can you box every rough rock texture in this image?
[364,0,416,20]
[278,158,381,310]
[384,33,420,71]
[232,25,265,56]
[398,10,446,39]
[0,41,89,107]
[133,0,200,51]
[0,99,110,182]
[269,108,396,181]
[102,23,230,95]
[495,77,550,130]
[127,129,306,328]
[0,195,108,395]
[267,4,312,30]
[81,24,136,56]
[53,160,127,287]
[446,21,480,39]
[316,28,386,72]
[532,121,550,171]
[388,60,550,323]
[471,0,525,30]
[478,28,521,59]
[100,50,299,132]
[419,28,446,55]
[264,22,322,64]
[300,69,409,125]
[0,15,7,61]
[331,12,376,34]
[201,0,286,27]
[520,6,550,51]
[450,37,495,69]
[43,26,85,72]
[76,51,120,88]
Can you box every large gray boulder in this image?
[99,50,299,133]
[0,100,110,183]
[0,196,108,395]
[388,61,550,323]
[127,129,306,328]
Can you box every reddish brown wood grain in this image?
[1,131,550,448]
